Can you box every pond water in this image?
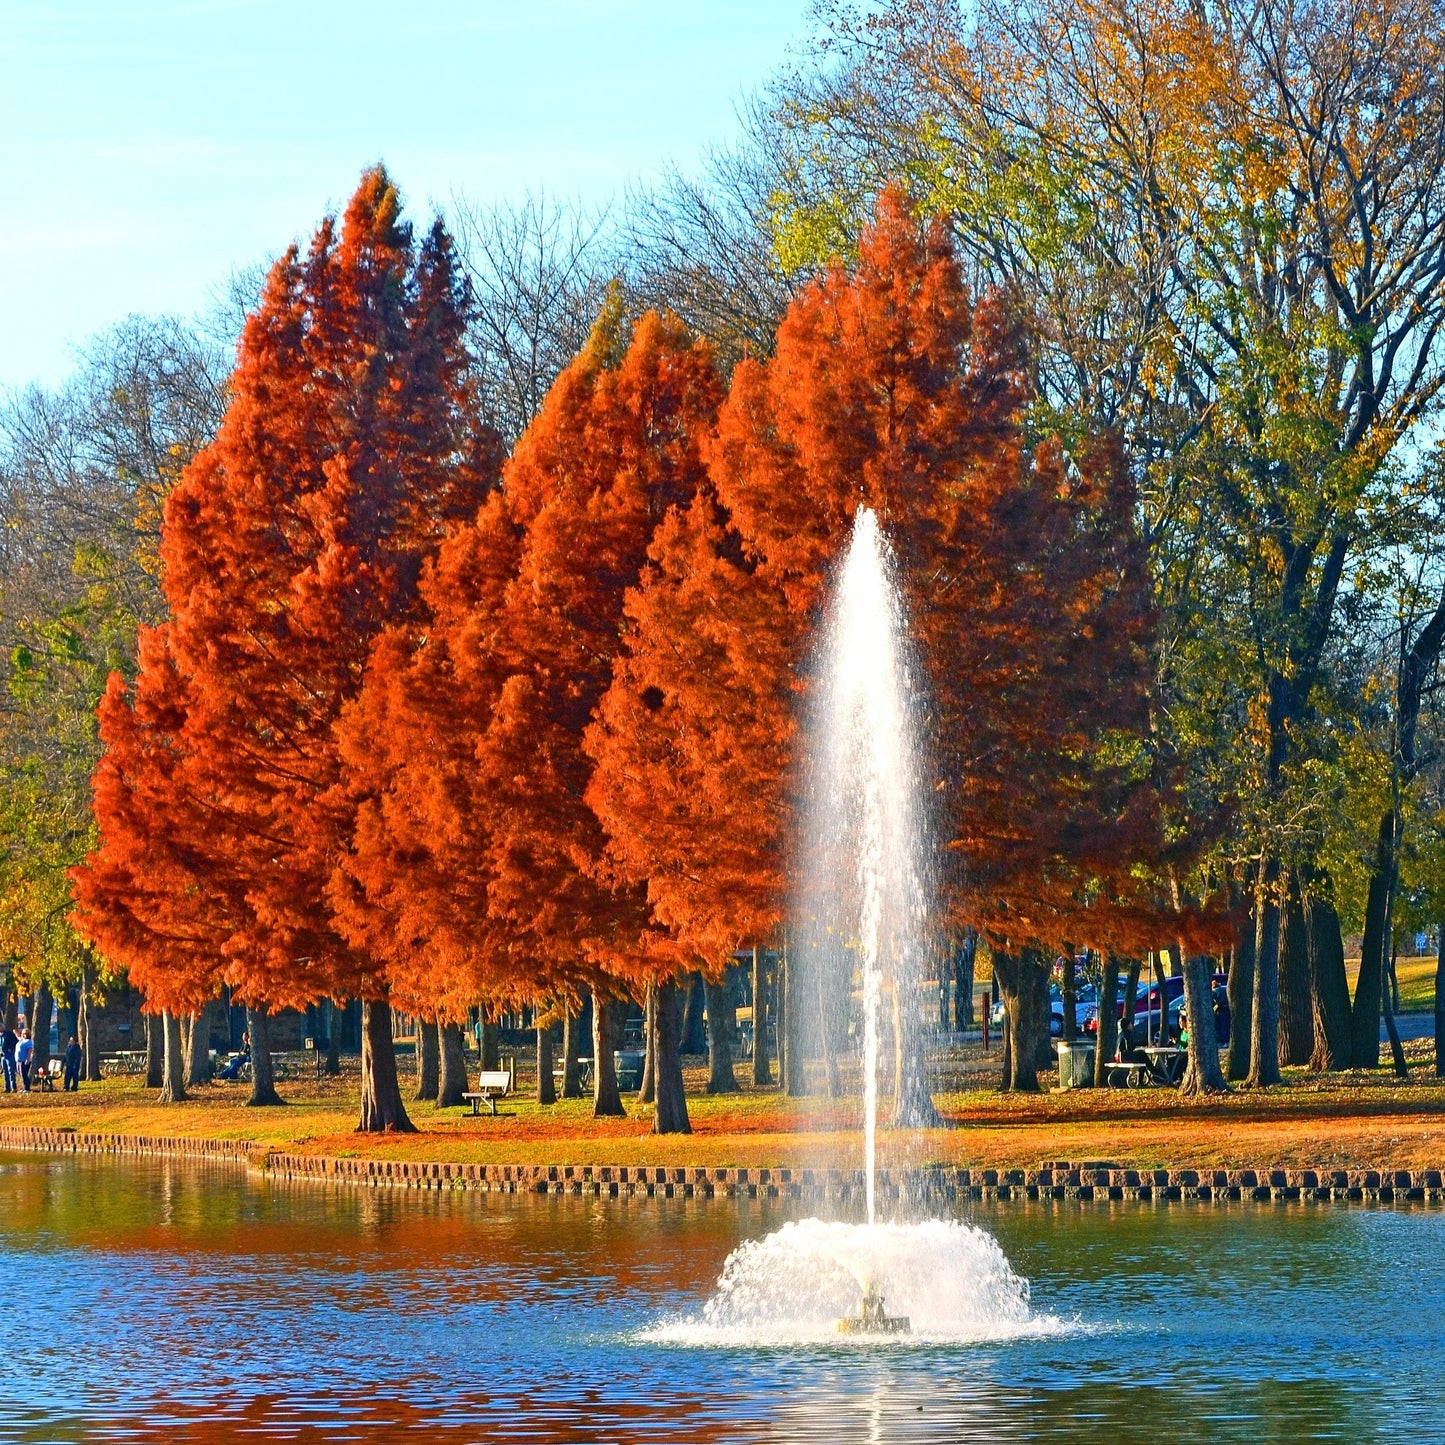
[0,1150,1440,1442]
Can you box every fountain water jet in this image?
[655,510,1052,1349]
[799,505,935,1222]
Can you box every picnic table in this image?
[101,1051,146,1077]
[1142,1045,1187,1085]
[552,1056,594,1091]
[1104,1046,1186,1087]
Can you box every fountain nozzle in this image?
[837,1285,910,1336]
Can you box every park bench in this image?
[462,1068,514,1116]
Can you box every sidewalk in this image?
[1388,1012,1436,1042]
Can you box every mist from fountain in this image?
[656,509,1056,1348]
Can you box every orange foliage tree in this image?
[74,167,500,1129]
[335,302,722,1130]
[591,190,1194,1103]
[587,490,794,967]
[71,628,233,1101]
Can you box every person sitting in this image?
[216,1033,251,1081]
[1115,1020,1145,1063]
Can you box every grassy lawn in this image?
[3,1041,1445,1173]
[1343,953,1438,1012]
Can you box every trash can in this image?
[1056,1039,1095,1089]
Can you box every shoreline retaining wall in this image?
[2,1126,1442,1203]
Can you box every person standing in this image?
[1,1022,17,1093]
[15,1030,32,1092]
[62,1035,82,1092]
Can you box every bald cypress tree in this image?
[593,191,1193,1102]
[77,167,499,1130]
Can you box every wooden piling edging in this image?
[1,1127,1441,1204]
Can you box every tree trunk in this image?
[324,1000,341,1075]
[158,1010,187,1103]
[79,964,102,1082]
[1033,963,1053,1072]
[1122,956,1143,1048]
[1434,928,1444,1079]
[1060,953,1077,1043]
[1179,951,1226,1095]
[438,1022,467,1107]
[993,949,1045,1093]
[144,1012,164,1088]
[681,975,707,1055]
[415,1018,439,1101]
[780,942,808,1096]
[1146,951,1165,1043]
[1382,949,1409,1079]
[561,1003,584,1098]
[703,975,738,1094]
[536,1023,556,1105]
[357,999,414,1131]
[480,1018,500,1072]
[1225,913,1255,1081]
[1352,810,1394,1069]
[651,979,691,1134]
[891,982,940,1125]
[31,985,52,1073]
[1278,883,1314,1067]
[953,930,977,1030]
[591,990,626,1117]
[247,1004,284,1106]
[1093,955,1122,1086]
[185,1010,212,1086]
[1247,857,1283,1086]
[750,945,772,1085]
[640,984,657,1105]
[817,952,840,1098]
[1303,887,1352,1070]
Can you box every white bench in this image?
[462,1069,513,1116]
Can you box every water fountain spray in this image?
[802,506,931,1229]
[660,509,1048,1349]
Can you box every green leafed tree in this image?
[0,315,230,1021]
[764,0,1445,1078]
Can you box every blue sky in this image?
[0,1,816,390]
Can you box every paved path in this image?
[1388,1012,1435,1042]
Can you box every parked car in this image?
[1080,972,1230,1043]
[989,982,1098,1037]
